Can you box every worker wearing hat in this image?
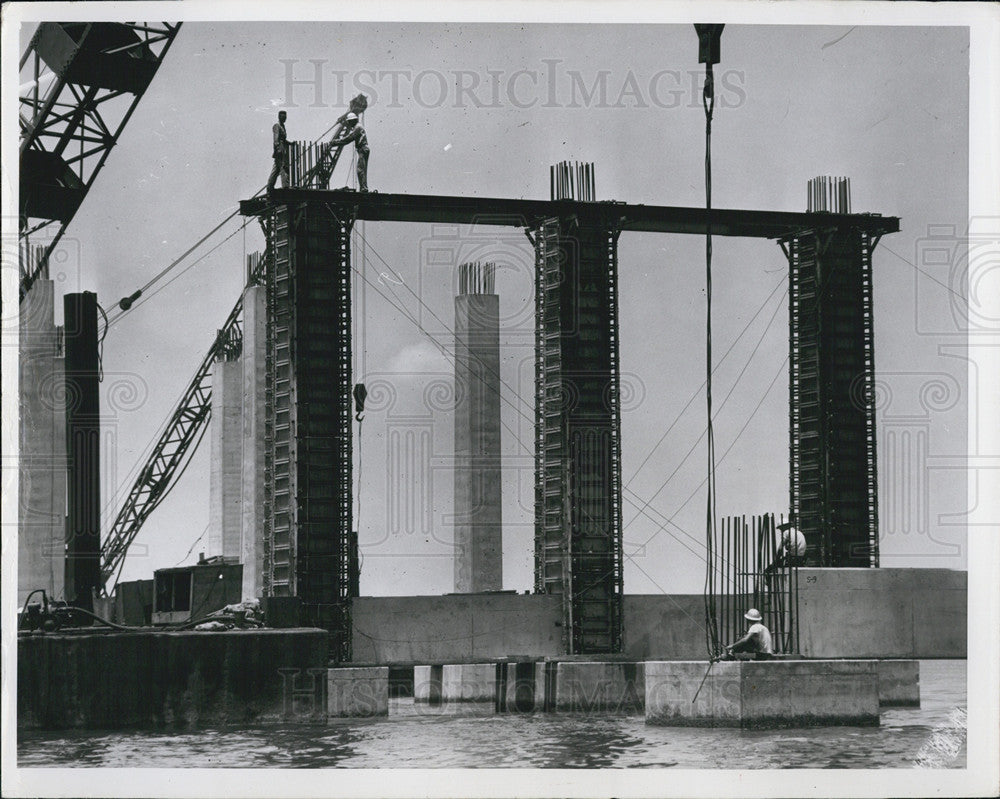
[724,608,773,659]
[328,112,371,192]
[767,517,807,573]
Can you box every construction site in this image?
[9,13,985,781]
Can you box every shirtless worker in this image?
[327,112,371,192]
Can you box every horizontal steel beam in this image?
[240,189,900,239]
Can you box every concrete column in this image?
[240,285,267,599]
[18,279,66,605]
[208,358,243,560]
[63,291,101,611]
[453,263,502,592]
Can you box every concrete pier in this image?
[209,357,243,561]
[453,262,502,592]
[240,284,267,599]
[442,663,496,702]
[328,667,389,717]
[18,278,66,606]
[877,659,921,707]
[414,664,443,703]
[18,628,329,730]
[645,660,881,728]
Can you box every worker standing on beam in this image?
[328,112,371,192]
[267,110,290,193]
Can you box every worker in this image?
[267,110,290,193]
[724,608,773,660]
[767,518,807,572]
[327,112,370,192]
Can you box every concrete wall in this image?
[18,628,328,730]
[622,594,707,661]
[208,359,242,561]
[797,568,966,658]
[351,593,562,663]
[240,285,267,600]
[348,568,965,664]
[18,278,66,605]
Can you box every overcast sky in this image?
[15,19,972,595]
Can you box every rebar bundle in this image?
[550,160,596,201]
[458,261,496,295]
[807,175,852,213]
[706,513,800,656]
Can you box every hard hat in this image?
[744,608,762,622]
[776,521,795,530]
[344,112,358,124]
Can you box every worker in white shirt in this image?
[765,518,807,574]
[724,608,773,660]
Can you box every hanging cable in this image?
[96,301,109,382]
[695,23,724,659]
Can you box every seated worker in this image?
[724,608,773,660]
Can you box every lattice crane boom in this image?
[19,21,182,301]
[99,254,268,591]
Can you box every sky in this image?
[12,19,975,596]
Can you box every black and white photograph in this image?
[2,2,998,797]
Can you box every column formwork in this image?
[264,202,354,660]
[533,217,624,655]
[782,226,880,568]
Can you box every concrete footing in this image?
[442,663,496,702]
[328,667,389,717]
[555,662,644,712]
[877,659,920,707]
[414,665,443,703]
[645,660,881,728]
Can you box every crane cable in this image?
[107,115,356,327]
[701,45,721,661]
[351,110,365,580]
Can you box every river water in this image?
[18,660,965,769]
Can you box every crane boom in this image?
[19,21,182,301]
[99,255,266,590]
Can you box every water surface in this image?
[18,659,966,769]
